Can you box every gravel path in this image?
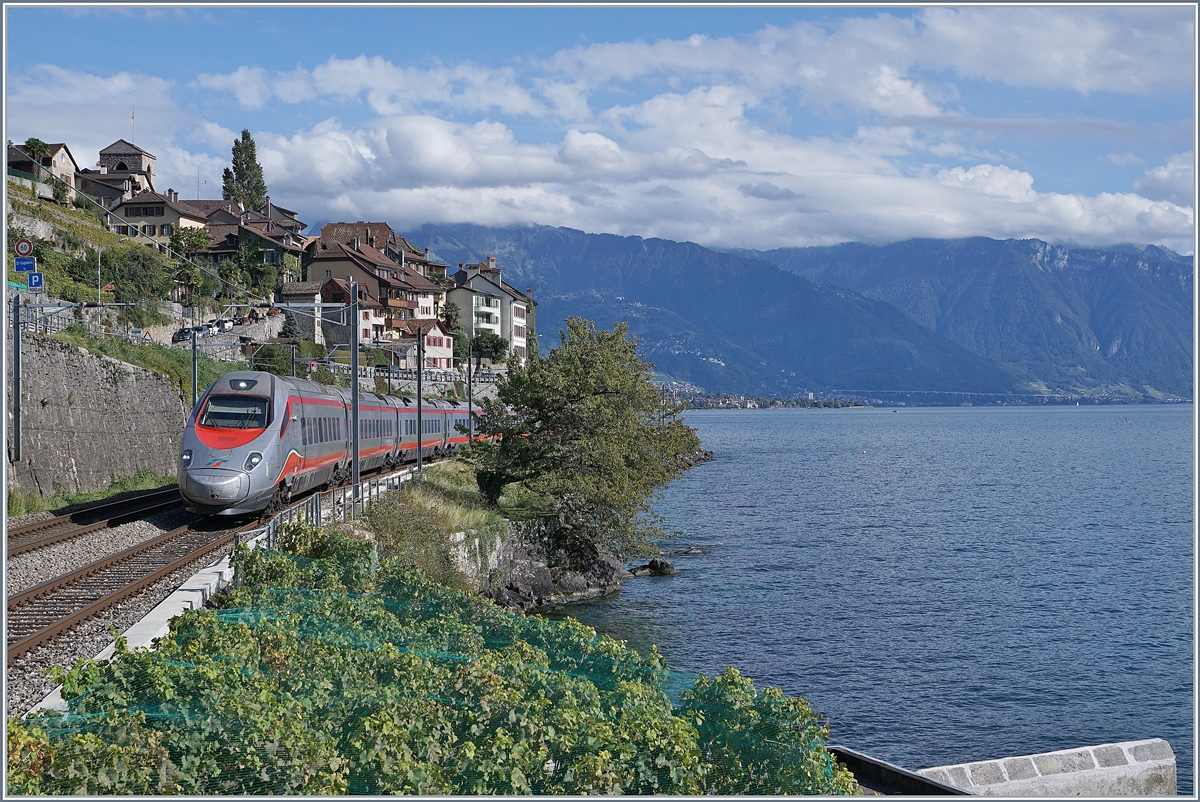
[7,545,234,720]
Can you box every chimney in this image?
[100,163,108,175]
[487,255,496,271]
[352,237,360,251]
[424,248,429,257]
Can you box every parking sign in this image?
[27,272,43,291]
[14,256,35,272]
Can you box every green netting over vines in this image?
[7,528,858,795]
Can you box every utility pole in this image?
[12,294,22,462]
[416,328,424,474]
[466,345,473,443]
[190,328,198,409]
[351,282,360,487]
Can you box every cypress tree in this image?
[221,129,269,212]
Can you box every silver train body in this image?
[179,371,475,515]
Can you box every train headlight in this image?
[243,452,263,471]
[181,449,192,468]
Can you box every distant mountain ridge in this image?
[411,223,1020,398]
[732,238,1193,399]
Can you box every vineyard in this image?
[7,525,858,795]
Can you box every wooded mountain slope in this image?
[413,224,1019,398]
[738,238,1193,400]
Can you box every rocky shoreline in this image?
[480,450,711,612]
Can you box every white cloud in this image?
[1133,153,1194,207]
[195,56,546,117]
[913,7,1194,95]
[9,64,173,108]
[196,66,272,110]
[936,164,1037,202]
[557,130,625,170]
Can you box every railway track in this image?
[6,519,251,665]
[6,486,184,558]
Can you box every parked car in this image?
[196,324,212,337]
[172,327,193,343]
[216,319,234,332]
[232,314,246,326]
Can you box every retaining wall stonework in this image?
[6,333,189,497]
[919,739,1176,796]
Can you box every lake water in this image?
[551,405,1194,793]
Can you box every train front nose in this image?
[182,469,250,507]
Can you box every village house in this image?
[277,281,325,345]
[447,256,535,365]
[322,278,386,343]
[306,239,444,340]
[7,141,81,203]
[106,189,207,253]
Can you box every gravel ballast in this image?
[6,544,234,720]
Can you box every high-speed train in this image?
[179,371,476,515]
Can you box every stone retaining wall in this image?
[6,333,189,497]
[919,739,1176,796]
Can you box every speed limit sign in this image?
[14,239,33,257]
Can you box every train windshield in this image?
[199,395,269,429]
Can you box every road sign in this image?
[14,256,35,272]
[27,272,43,291]
[14,239,33,258]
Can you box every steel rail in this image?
[6,487,183,557]
[6,522,248,665]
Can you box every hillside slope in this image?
[413,224,1019,397]
[738,238,1193,400]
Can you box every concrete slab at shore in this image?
[919,739,1176,796]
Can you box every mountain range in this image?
[408,223,1192,402]
[734,238,1193,400]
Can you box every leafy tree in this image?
[169,226,209,260]
[279,312,301,339]
[281,252,301,283]
[452,326,469,365]
[103,243,173,303]
[441,300,461,331]
[252,343,296,377]
[170,227,210,307]
[462,317,701,558]
[471,330,507,369]
[221,129,268,211]
[22,137,50,166]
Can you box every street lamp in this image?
[98,236,131,303]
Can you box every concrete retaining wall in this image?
[919,739,1176,796]
[6,333,189,497]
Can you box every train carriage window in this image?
[199,395,268,429]
[302,417,308,445]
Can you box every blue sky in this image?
[5,5,1195,252]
